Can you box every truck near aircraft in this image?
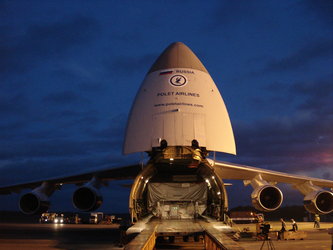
[89,212,104,224]
[229,211,264,224]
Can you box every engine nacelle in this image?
[304,190,333,215]
[72,185,103,211]
[251,185,283,212]
[19,192,50,215]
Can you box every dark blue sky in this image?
[1,0,332,212]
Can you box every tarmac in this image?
[0,223,123,250]
[0,221,332,249]
[235,221,333,250]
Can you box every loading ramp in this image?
[125,218,244,250]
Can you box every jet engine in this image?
[303,190,333,215]
[251,185,283,212]
[19,182,55,215]
[295,181,333,215]
[246,174,283,212]
[72,177,103,211]
[19,192,50,215]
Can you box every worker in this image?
[314,214,320,228]
[278,218,286,240]
[256,215,264,236]
[291,219,298,231]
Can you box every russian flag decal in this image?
[159,70,173,75]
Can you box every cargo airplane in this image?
[0,42,332,227]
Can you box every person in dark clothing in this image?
[278,218,287,240]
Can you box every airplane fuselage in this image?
[129,146,228,223]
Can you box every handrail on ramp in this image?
[204,230,244,250]
[199,218,244,250]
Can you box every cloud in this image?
[0,121,26,140]
[229,77,333,177]
[0,0,8,14]
[0,139,95,160]
[0,156,110,184]
[51,67,107,93]
[42,91,88,105]
[0,113,126,161]
[303,0,333,27]
[0,93,29,116]
[291,77,333,116]
[263,40,333,72]
[0,16,100,77]
[106,53,156,74]
[212,0,257,26]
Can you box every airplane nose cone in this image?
[148,42,208,74]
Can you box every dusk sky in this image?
[1,0,332,212]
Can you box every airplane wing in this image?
[209,159,333,214]
[0,163,142,195]
[210,159,333,188]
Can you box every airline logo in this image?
[170,75,187,87]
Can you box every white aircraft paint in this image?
[124,43,236,155]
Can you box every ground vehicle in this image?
[40,213,57,223]
[230,211,264,224]
[40,213,66,224]
[54,214,65,224]
[89,212,103,224]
